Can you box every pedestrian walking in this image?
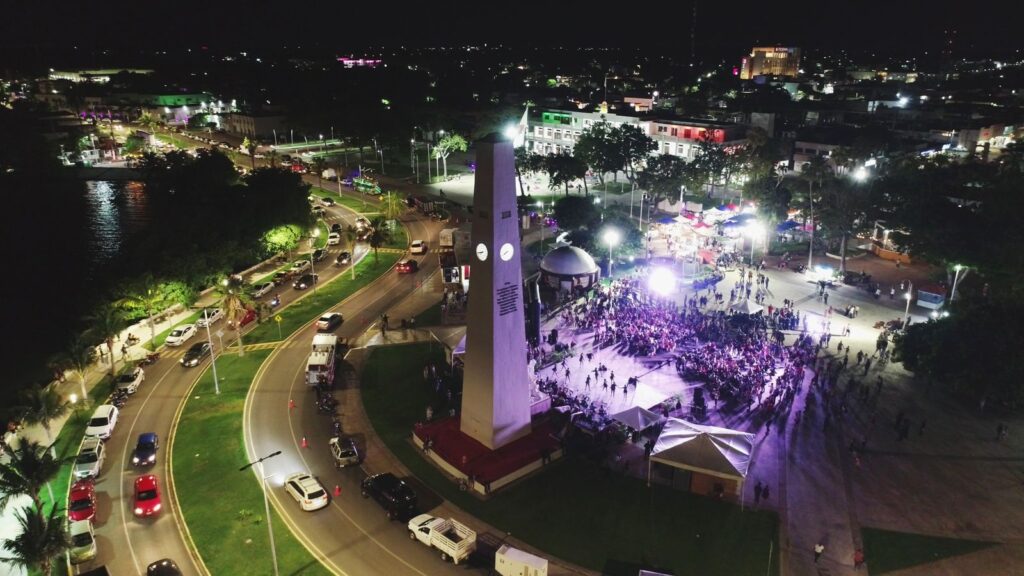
[814,543,825,563]
[890,286,896,299]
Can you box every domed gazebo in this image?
[540,245,600,292]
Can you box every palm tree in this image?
[312,156,328,189]
[117,275,168,347]
[19,385,72,449]
[367,216,392,264]
[58,335,96,401]
[0,441,63,511]
[87,303,127,378]
[381,191,405,224]
[0,505,70,576]
[217,277,253,357]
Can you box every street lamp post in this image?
[310,229,320,295]
[745,222,765,267]
[950,264,965,302]
[903,281,914,327]
[202,307,221,395]
[240,451,283,576]
[536,201,545,253]
[603,228,622,278]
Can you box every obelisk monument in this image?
[459,134,532,450]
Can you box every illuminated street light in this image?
[603,228,622,277]
[903,281,914,327]
[745,222,765,266]
[503,125,518,140]
[853,167,869,181]
[951,264,965,302]
[648,267,676,296]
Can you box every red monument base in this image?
[412,416,562,495]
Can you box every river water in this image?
[80,180,152,274]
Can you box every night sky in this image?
[0,0,1017,66]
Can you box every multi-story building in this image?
[740,47,801,80]
[524,108,747,162]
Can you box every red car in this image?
[396,260,419,274]
[228,308,257,329]
[68,479,96,522]
[133,474,162,517]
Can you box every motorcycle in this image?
[139,352,161,366]
[270,295,281,308]
[331,417,342,437]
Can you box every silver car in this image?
[73,437,105,480]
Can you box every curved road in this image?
[243,210,489,576]
[76,196,370,575]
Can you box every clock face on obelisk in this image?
[476,243,489,261]
[499,243,514,262]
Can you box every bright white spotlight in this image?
[648,267,676,296]
[503,125,518,140]
[853,167,868,181]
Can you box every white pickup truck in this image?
[407,514,477,565]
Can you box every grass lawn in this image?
[361,344,779,576]
[412,298,443,327]
[153,132,195,150]
[315,221,329,249]
[245,252,401,344]
[143,310,203,351]
[311,186,379,213]
[172,351,331,576]
[861,527,995,574]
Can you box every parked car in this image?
[272,271,290,286]
[407,514,477,564]
[317,313,343,331]
[312,206,326,217]
[284,473,329,511]
[291,260,312,274]
[85,405,119,440]
[132,432,159,466]
[361,472,417,520]
[329,437,360,468]
[196,308,223,327]
[410,240,428,254]
[180,342,212,367]
[147,559,182,576]
[133,474,163,517]
[335,251,351,266]
[327,232,341,246]
[68,479,96,522]
[397,260,419,274]
[252,281,275,298]
[355,217,370,228]
[69,520,97,564]
[165,324,198,346]
[320,196,336,207]
[293,273,319,290]
[116,366,145,394]
[312,248,327,262]
[330,223,343,233]
[73,437,105,480]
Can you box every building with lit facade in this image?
[524,108,747,161]
[740,47,801,80]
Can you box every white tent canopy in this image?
[610,406,663,431]
[648,418,755,482]
[730,299,764,315]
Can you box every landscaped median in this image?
[361,344,780,576]
[171,234,404,574]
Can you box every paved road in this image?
[242,212,493,576]
[73,195,370,575]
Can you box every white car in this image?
[252,282,275,298]
[327,232,341,246]
[165,324,198,346]
[196,308,224,327]
[291,260,311,274]
[73,437,106,480]
[410,240,427,254]
[84,405,119,440]
[284,472,329,511]
[69,520,97,564]
[116,366,145,394]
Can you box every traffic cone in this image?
[334,485,341,497]
[301,436,308,448]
